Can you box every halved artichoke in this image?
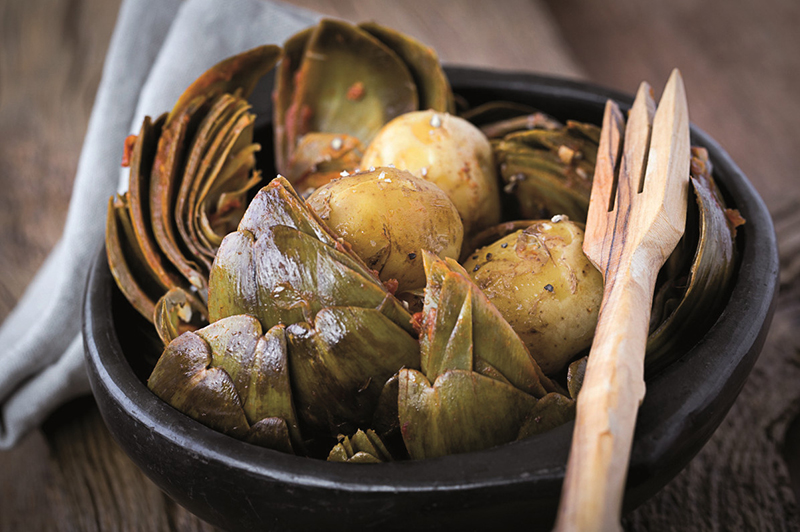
[106,45,281,329]
[493,120,600,221]
[273,19,453,190]
[645,147,742,372]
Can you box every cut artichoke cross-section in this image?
[273,19,453,192]
[107,45,280,329]
[494,121,599,221]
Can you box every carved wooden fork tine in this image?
[554,69,691,532]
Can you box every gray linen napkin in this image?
[0,0,319,449]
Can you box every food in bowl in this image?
[104,20,742,462]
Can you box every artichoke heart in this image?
[645,147,742,372]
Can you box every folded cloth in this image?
[0,0,319,449]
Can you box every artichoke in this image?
[327,429,392,463]
[148,315,303,454]
[645,147,742,372]
[274,19,454,192]
[493,120,600,221]
[106,45,281,327]
[201,177,418,445]
[398,252,570,460]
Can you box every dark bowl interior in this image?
[83,67,779,532]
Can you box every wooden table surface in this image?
[1,0,799,530]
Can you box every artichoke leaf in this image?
[246,418,294,455]
[241,323,304,451]
[237,176,339,247]
[274,27,315,175]
[398,368,539,460]
[125,114,185,292]
[421,273,474,381]
[286,306,420,437]
[357,21,454,114]
[567,356,588,400]
[166,44,281,127]
[327,429,392,463]
[420,252,561,397]
[154,286,209,345]
[645,147,739,372]
[149,95,213,298]
[106,195,157,321]
[516,392,576,439]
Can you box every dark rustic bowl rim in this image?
[83,66,779,515]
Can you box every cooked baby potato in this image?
[462,218,602,374]
[359,110,501,238]
[306,167,463,293]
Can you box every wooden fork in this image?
[553,69,691,532]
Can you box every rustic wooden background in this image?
[1,0,799,530]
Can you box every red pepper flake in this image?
[121,134,137,167]
[725,208,746,234]
[410,311,424,334]
[383,278,399,295]
[346,81,366,101]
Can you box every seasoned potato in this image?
[462,218,602,374]
[306,167,463,293]
[359,110,501,238]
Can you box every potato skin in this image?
[359,110,501,238]
[306,167,463,293]
[462,219,602,374]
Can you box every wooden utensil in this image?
[554,69,691,532]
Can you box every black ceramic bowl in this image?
[83,67,779,532]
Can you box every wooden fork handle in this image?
[554,256,660,532]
